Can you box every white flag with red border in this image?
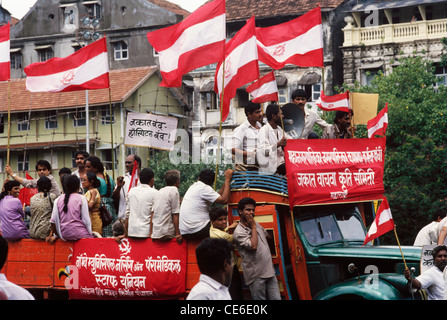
[215,16,259,121]
[363,197,395,245]
[25,37,110,92]
[0,22,10,81]
[316,91,350,113]
[256,7,323,69]
[246,71,278,103]
[147,0,225,88]
[367,103,388,138]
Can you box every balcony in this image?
[343,17,447,47]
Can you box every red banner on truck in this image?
[69,238,187,299]
[284,138,386,207]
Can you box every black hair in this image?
[334,110,354,124]
[244,101,261,117]
[0,180,21,202]
[165,170,180,186]
[291,89,307,101]
[62,175,81,213]
[209,206,228,222]
[74,151,90,159]
[433,245,447,259]
[237,197,256,212]
[195,238,232,275]
[37,176,53,207]
[86,171,101,189]
[265,103,280,121]
[0,236,8,270]
[35,160,52,173]
[199,169,215,187]
[139,168,155,185]
[59,167,72,176]
[85,156,104,173]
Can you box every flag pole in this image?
[6,79,11,165]
[394,226,408,269]
[108,87,115,181]
[214,59,225,190]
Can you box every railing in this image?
[231,171,289,195]
[343,18,447,46]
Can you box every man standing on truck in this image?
[233,197,281,300]
[404,245,447,300]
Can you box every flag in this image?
[18,172,38,207]
[246,71,278,103]
[0,22,10,81]
[147,0,225,87]
[128,161,139,193]
[256,7,323,69]
[367,103,388,138]
[24,37,110,92]
[215,16,259,121]
[316,91,350,113]
[363,197,395,245]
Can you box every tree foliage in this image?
[342,55,447,244]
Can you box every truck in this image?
[1,171,424,300]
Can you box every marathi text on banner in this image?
[285,138,386,206]
[69,238,187,300]
[125,112,178,151]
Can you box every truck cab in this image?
[229,171,423,300]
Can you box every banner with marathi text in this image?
[285,138,386,207]
[69,238,187,299]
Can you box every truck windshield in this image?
[300,210,366,246]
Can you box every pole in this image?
[86,90,90,153]
[109,88,115,180]
[214,59,225,190]
[394,226,408,269]
[7,80,11,165]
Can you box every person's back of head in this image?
[62,175,81,212]
[139,168,155,185]
[0,235,8,270]
[37,176,52,194]
[199,169,215,187]
[59,167,72,177]
[244,101,261,117]
[195,238,232,276]
[86,171,101,189]
[164,170,180,186]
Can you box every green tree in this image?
[343,55,447,244]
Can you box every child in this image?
[81,172,102,236]
[209,206,242,300]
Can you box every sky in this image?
[1,0,208,19]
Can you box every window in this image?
[311,83,322,102]
[361,68,381,86]
[101,109,115,125]
[113,41,128,61]
[278,87,288,104]
[203,92,218,110]
[84,3,101,19]
[17,113,30,131]
[435,65,447,88]
[64,6,77,25]
[11,53,22,69]
[45,111,58,129]
[72,110,86,127]
[37,48,54,62]
[17,154,29,172]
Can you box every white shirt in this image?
[257,122,284,174]
[417,266,445,300]
[232,119,262,165]
[186,274,231,300]
[0,274,35,300]
[117,173,141,219]
[414,221,439,246]
[298,108,328,139]
[126,184,158,238]
[151,186,180,239]
[179,181,220,235]
[438,217,447,245]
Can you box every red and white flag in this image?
[215,16,259,121]
[0,22,10,81]
[367,103,388,138]
[363,197,395,245]
[25,37,109,92]
[316,91,350,113]
[128,160,139,193]
[246,71,278,103]
[256,7,323,69]
[147,0,225,88]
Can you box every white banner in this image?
[125,112,177,151]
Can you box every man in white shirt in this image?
[257,103,287,175]
[113,154,141,219]
[291,89,328,139]
[187,238,233,300]
[232,101,263,171]
[0,236,35,300]
[414,213,445,246]
[125,168,157,238]
[179,169,233,240]
[405,245,447,300]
